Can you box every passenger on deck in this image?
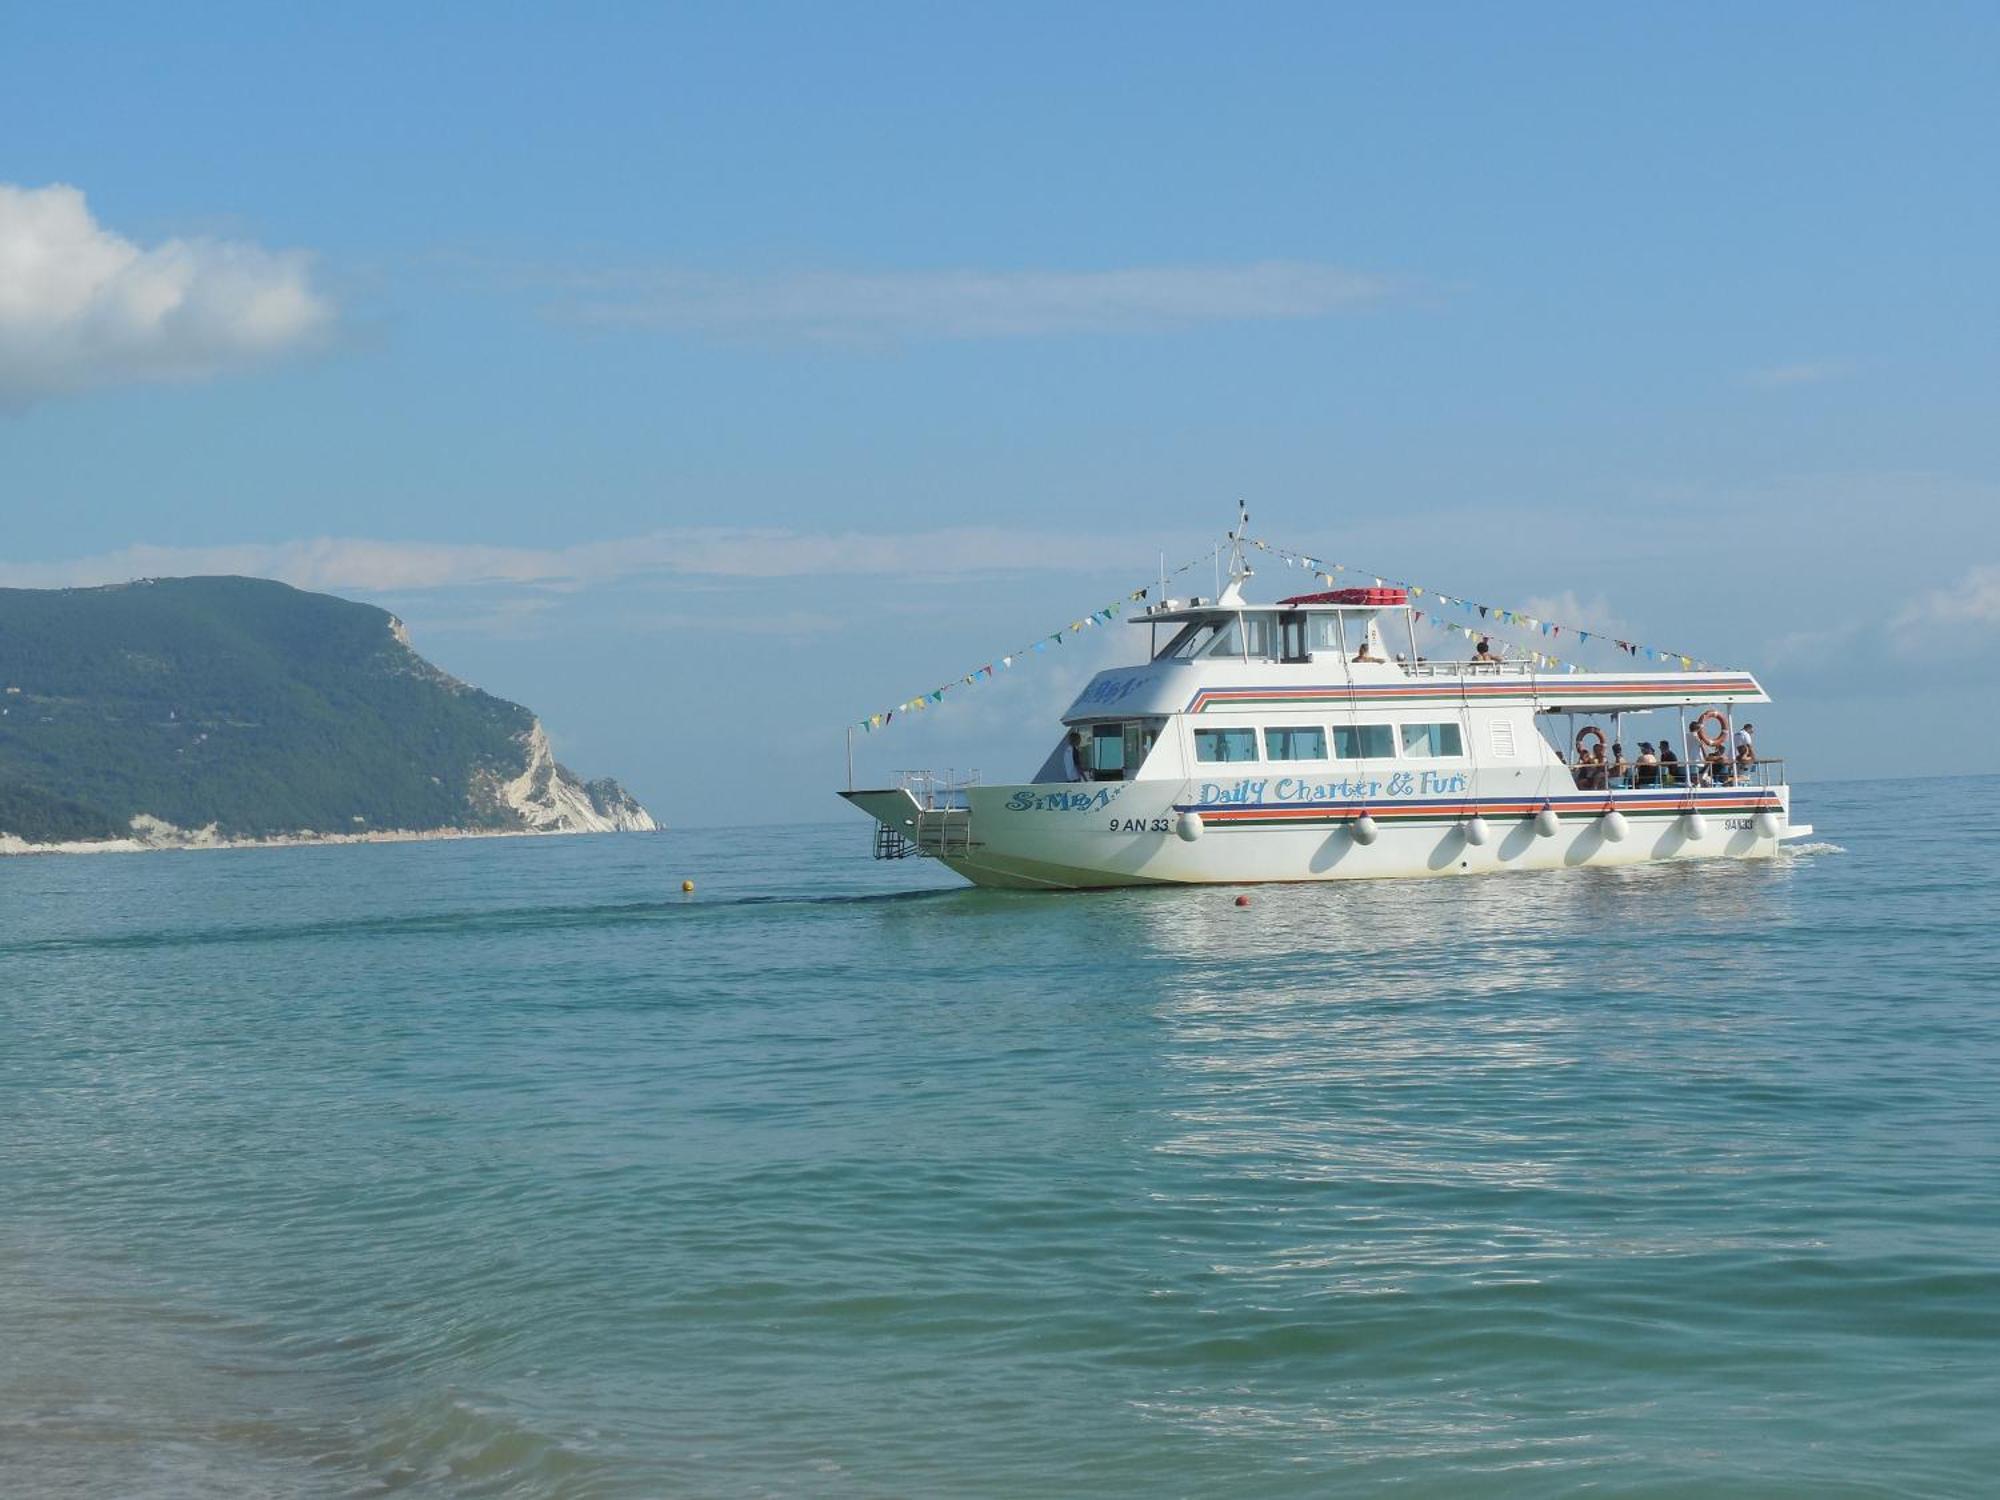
[1735,722,1757,768]
[1635,743,1660,787]
[1705,743,1733,785]
[1658,742,1683,785]
[1352,639,1384,663]
[1471,636,1496,665]
[1064,729,1089,782]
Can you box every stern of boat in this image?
[840,772,977,862]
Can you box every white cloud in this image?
[1520,589,1630,639]
[1743,357,1858,389]
[0,525,1194,593]
[0,182,331,402]
[550,261,1392,341]
[1758,564,2000,670]
[1893,563,2000,636]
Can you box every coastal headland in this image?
[0,575,655,854]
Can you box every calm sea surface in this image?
[3,776,1997,1498]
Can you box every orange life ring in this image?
[1692,710,1729,751]
[1574,725,1607,759]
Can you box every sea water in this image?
[2,775,1996,1498]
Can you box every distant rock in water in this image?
[0,576,657,850]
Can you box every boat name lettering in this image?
[1005,788,1121,812]
[1199,770,1470,804]
[1073,674,1156,707]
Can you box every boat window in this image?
[1308,615,1345,652]
[1263,725,1327,761]
[1157,621,1219,660]
[1194,728,1259,763]
[1332,723,1395,760]
[1203,615,1271,658]
[1401,722,1466,758]
[1278,614,1309,663]
[1091,724,1127,778]
[1088,722,1153,778]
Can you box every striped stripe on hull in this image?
[1185,789,1780,830]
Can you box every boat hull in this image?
[847,782,1805,891]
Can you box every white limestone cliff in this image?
[481,721,658,834]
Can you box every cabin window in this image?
[1194,727,1259,763]
[1278,614,1309,662]
[1308,615,1345,652]
[1091,722,1152,778]
[1401,722,1465,758]
[1332,724,1395,760]
[1159,621,1220,660]
[1204,615,1271,658]
[1263,725,1327,761]
[1091,724,1127,777]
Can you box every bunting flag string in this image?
[856,531,1727,734]
[1245,537,1719,673]
[854,542,1226,733]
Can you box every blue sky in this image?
[3,4,1996,823]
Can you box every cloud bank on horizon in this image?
[0,183,331,402]
[0,526,1202,594]
[5,523,1992,665]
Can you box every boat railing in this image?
[895,768,980,811]
[1566,757,1786,791]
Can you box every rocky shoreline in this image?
[0,817,659,858]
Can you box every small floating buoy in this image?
[1600,809,1628,843]
[1234,894,1250,907]
[1534,805,1560,838]
[1462,815,1491,847]
[1754,810,1783,839]
[1176,811,1204,843]
[1350,812,1379,846]
[681,879,695,893]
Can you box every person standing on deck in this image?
[1064,729,1089,782]
[1658,741,1683,786]
[1735,722,1757,769]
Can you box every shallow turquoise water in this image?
[3,776,1996,1498]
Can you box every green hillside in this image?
[0,576,554,842]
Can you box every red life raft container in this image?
[1277,586,1409,606]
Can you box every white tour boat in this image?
[843,535,1811,890]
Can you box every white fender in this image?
[1600,809,1628,843]
[1175,811,1204,843]
[1462,815,1491,847]
[1754,810,1783,839]
[1350,812,1379,846]
[1681,810,1707,840]
[1534,806,1560,838]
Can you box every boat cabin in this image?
[1038,584,1775,790]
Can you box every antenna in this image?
[1222,499,1254,595]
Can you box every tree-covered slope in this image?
[0,576,649,843]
